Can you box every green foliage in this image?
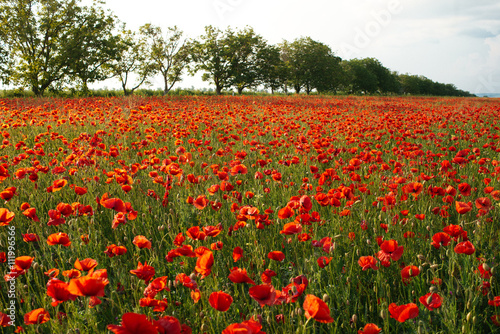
[281,37,343,94]
[140,24,189,95]
[0,0,119,96]
[104,29,156,96]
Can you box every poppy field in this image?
[1,95,500,333]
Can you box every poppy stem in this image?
[302,317,311,333]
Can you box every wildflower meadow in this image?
[1,95,500,333]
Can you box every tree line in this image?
[0,0,474,97]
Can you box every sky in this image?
[86,0,500,95]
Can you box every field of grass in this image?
[1,95,500,333]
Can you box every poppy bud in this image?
[483,263,491,272]
[417,254,426,261]
[430,286,437,293]
[351,314,357,323]
[491,266,496,274]
[430,264,439,269]
[466,312,471,322]
[322,294,329,302]
[33,262,39,270]
[380,309,387,319]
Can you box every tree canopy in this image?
[0,10,474,97]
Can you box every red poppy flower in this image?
[22,207,39,222]
[195,250,214,278]
[358,256,379,271]
[454,241,475,255]
[280,222,302,235]
[222,317,263,334]
[267,251,285,262]
[46,279,77,306]
[278,206,294,219]
[133,235,152,249]
[47,209,65,226]
[130,261,156,284]
[107,313,158,334]
[249,284,277,307]
[419,292,442,311]
[111,212,127,229]
[73,186,87,195]
[317,256,333,268]
[15,256,34,270]
[67,275,109,297]
[24,308,50,325]
[0,187,16,201]
[0,312,12,327]
[303,294,334,323]
[74,258,98,271]
[155,315,182,334]
[99,193,126,213]
[358,323,382,334]
[47,233,71,247]
[140,297,168,312]
[261,269,277,284]
[23,233,40,243]
[455,201,472,214]
[44,268,60,278]
[192,195,208,210]
[403,182,423,197]
[458,183,471,196]
[431,232,451,249]
[488,296,500,307]
[377,240,403,266]
[186,226,207,241]
[476,263,493,279]
[209,291,233,312]
[233,246,243,262]
[62,269,81,279]
[228,267,256,285]
[230,164,248,176]
[388,303,419,322]
[51,179,68,192]
[0,208,15,226]
[401,265,420,284]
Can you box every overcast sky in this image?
[89,0,500,94]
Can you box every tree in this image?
[282,37,342,94]
[342,58,399,94]
[140,24,189,95]
[0,29,11,84]
[189,26,233,95]
[343,59,378,94]
[258,43,288,94]
[0,0,119,96]
[105,29,156,96]
[64,5,120,94]
[226,27,267,94]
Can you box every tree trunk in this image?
[238,86,244,94]
[163,77,169,96]
[216,85,222,95]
